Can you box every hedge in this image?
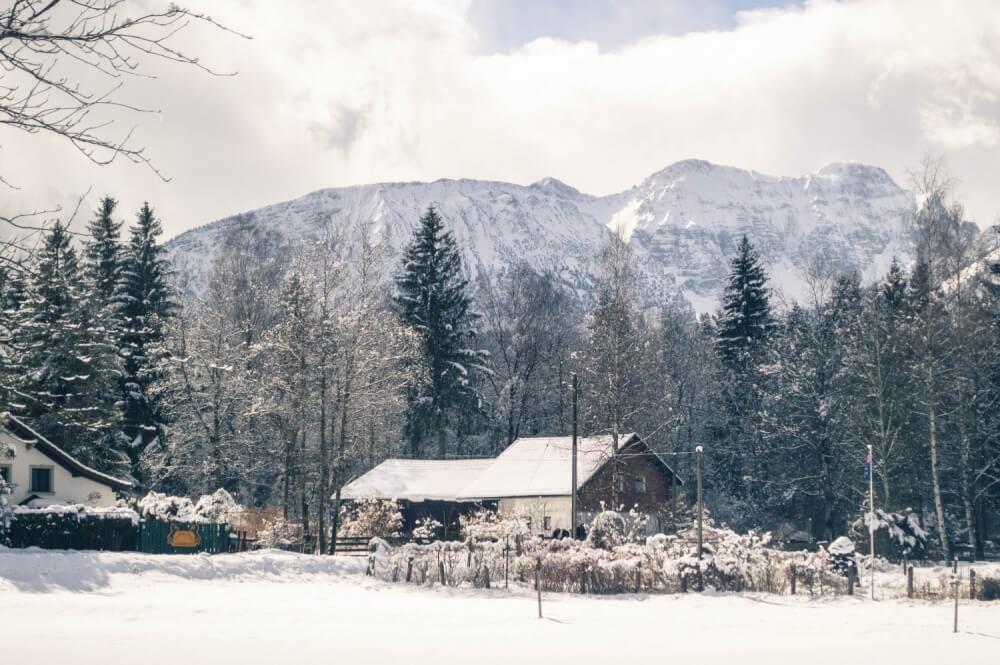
[1,506,138,551]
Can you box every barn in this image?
[341,433,683,539]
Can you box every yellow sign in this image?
[168,526,201,548]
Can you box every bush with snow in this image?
[851,508,927,561]
[586,511,627,549]
[137,490,245,524]
[339,497,403,539]
[412,517,442,541]
[459,508,530,542]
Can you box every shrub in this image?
[587,511,627,549]
[339,497,403,538]
[978,576,1000,601]
[3,505,138,551]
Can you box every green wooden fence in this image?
[138,519,232,554]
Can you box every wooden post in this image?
[969,569,976,600]
[571,373,579,539]
[504,537,510,589]
[790,565,797,595]
[438,560,446,586]
[635,565,641,593]
[953,556,959,574]
[406,557,413,583]
[535,560,542,619]
[907,566,914,599]
[580,566,587,594]
[848,570,855,596]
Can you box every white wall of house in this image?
[498,496,572,535]
[0,432,119,508]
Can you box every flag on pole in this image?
[863,448,872,481]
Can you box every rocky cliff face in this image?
[166,160,915,312]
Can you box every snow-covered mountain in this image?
[166,160,915,312]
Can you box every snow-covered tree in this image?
[395,207,488,458]
[114,203,176,475]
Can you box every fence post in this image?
[907,566,914,599]
[969,569,976,601]
[953,571,960,633]
[535,560,542,619]
[635,565,641,593]
[504,537,510,590]
[406,557,413,583]
[848,570,855,596]
[790,565,797,595]
[438,560,446,586]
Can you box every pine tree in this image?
[711,236,776,512]
[114,203,176,476]
[395,207,487,458]
[11,222,127,474]
[84,196,123,303]
[716,236,775,369]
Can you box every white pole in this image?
[868,444,876,601]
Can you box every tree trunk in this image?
[926,365,949,559]
[958,418,975,551]
[318,371,329,555]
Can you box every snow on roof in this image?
[457,433,638,500]
[340,458,494,502]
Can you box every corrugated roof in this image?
[340,458,494,502]
[457,433,637,499]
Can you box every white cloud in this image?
[3,0,1000,241]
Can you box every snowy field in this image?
[1,549,998,664]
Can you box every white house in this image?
[0,415,133,508]
[342,433,682,538]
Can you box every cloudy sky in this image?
[4,0,1000,240]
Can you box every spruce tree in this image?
[11,222,127,474]
[114,203,176,473]
[395,207,487,458]
[716,236,775,369]
[84,196,123,303]
[711,236,775,511]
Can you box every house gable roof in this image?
[340,458,493,502]
[3,415,134,493]
[457,433,642,500]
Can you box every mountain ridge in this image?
[166,160,916,312]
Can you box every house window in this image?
[30,467,52,493]
[543,516,552,531]
[0,465,10,484]
[634,476,647,495]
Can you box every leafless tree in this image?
[0,0,246,226]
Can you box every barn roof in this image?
[340,458,494,502]
[457,433,638,500]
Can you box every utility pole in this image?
[696,445,703,560]
[571,373,578,539]
[868,444,876,600]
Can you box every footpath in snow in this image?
[1,548,997,664]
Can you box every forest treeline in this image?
[1,170,998,557]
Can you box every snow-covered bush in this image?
[586,511,627,549]
[137,491,199,522]
[852,508,927,561]
[459,508,529,542]
[828,536,858,577]
[4,504,139,550]
[412,517,442,541]
[256,514,302,548]
[0,476,11,545]
[339,497,403,538]
[194,488,243,524]
[137,490,244,524]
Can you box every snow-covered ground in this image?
[1,549,997,664]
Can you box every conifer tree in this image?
[395,207,487,458]
[84,196,123,304]
[11,222,127,474]
[711,236,775,511]
[114,203,176,474]
[716,236,775,368]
